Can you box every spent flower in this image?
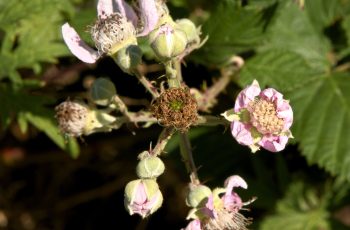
[55,100,116,137]
[61,0,160,64]
[222,80,293,152]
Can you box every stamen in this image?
[247,99,284,135]
[90,13,136,54]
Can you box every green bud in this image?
[175,19,200,44]
[149,24,187,61]
[90,78,116,106]
[112,45,142,74]
[186,184,212,208]
[136,156,165,179]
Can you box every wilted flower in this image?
[184,175,253,230]
[55,100,116,137]
[222,80,293,152]
[61,0,160,63]
[124,179,163,218]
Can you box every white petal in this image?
[114,0,138,26]
[138,0,159,36]
[97,0,113,18]
[62,23,99,64]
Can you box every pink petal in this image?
[183,220,201,230]
[224,175,248,192]
[202,195,217,219]
[137,0,159,36]
[222,193,243,212]
[97,0,113,18]
[61,23,99,64]
[259,135,288,152]
[115,0,138,26]
[133,182,147,203]
[231,121,254,146]
[234,80,261,112]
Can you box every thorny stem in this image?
[151,128,175,156]
[197,56,244,112]
[196,115,230,126]
[165,61,181,88]
[133,68,160,98]
[173,60,183,83]
[110,113,228,129]
[113,95,132,120]
[179,132,200,185]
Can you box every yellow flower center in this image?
[248,99,284,135]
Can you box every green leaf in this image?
[191,0,278,65]
[263,1,332,70]
[240,50,350,181]
[260,181,330,230]
[304,0,346,32]
[0,0,74,83]
[0,85,80,157]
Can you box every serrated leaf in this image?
[240,50,350,181]
[260,182,330,230]
[263,1,332,70]
[0,85,80,157]
[191,0,277,65]
[304,0,345,32]
[0,0,74,83]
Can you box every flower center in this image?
[91,13,136,54]
[247,99,284,135]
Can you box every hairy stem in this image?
[179,132,200,185]
[133,68,160,98]
[152,128,175,156]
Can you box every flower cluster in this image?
[183,175,253,230]
[223,80,293,152]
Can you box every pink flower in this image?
[61,0,159,63]
[222,175,247,212]
[184,175,253,230]
[226,80,293,152]
[124,179,163,218]
[182,220,201,230]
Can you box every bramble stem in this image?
[179,132,200,185]
[152,128,175,156]
[133,69,160,98]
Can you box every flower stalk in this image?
[179,132,200,185]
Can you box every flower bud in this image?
[55,100,116,137]
[186,184,212,208]
[124,179,163,218]
[136,156,165,179]
[175,19,200,44]
[112,44,142,74]
[149,23,187,61]
[90,78,116,106]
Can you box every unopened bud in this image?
[186,184,212,208]
[55,100,116,137]
[112,45,142,74]
[90,78,116,106]
[124,179,163,218]
[136,156,165,179]
[149,24,187,61]
[176,19,200,44]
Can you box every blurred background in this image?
[1,0,350,229]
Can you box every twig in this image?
[179,132,200,185]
